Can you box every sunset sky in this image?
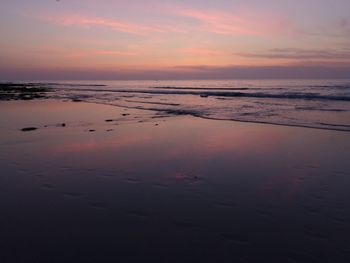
[1,0,350,80]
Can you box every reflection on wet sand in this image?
[0,100,350,263]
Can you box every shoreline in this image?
[2,98,350,134]
[67,99,350,133]
[1,80,350,132]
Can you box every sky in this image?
[0,0,350,80]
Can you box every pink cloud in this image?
[168,5,298,37]
[25,45,139,61]
[178,47,227,56]
[41,13,188,35]
[93,50,137,56]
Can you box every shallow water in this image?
[0,100,350,262]
[41,79,350,131]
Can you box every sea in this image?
[33,79,350,131]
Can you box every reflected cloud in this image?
[51,133,153,154]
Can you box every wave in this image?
[151,86,251,91]
[58,87,350,102]
[125,100,180,106]
[295,106,348,112]
[307,85,350,89]
[0,82,107,87]
[318,122,350,128]
[50,83,106,87]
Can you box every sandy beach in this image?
[1,99,350,262]
[2,0,350,261]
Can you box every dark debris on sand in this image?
[0,83,51,101]
[21,127,38,132]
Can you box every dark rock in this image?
[105,119,113,122]
[0,83,51,101]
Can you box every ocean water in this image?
[47,79,350,131]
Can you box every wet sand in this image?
[0,100,350,263]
